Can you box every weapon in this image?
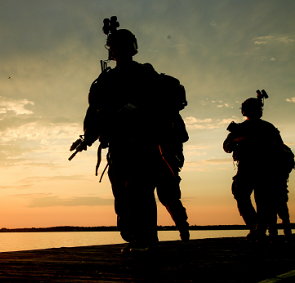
[68,18,119,163]
[227,121,239,132]
[68,135,86,161]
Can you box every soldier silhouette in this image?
[223,90,293,242]
[80,17,189,252]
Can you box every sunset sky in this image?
[1,0,295,229]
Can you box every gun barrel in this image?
[68,150,78,161]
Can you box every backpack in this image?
[157,73,187,112]
[154,72,189,169]
[280,144,295,173]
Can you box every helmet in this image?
[241,98,263,118]
[107,29,138,60]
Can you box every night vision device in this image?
[256,89,268,106]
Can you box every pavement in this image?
[0,236,295,282]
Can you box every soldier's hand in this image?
[76,141,87,152]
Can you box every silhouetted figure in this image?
[223,92,293,242]
[83,17,189,252]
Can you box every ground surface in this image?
[0,236,295,282]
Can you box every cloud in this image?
[202,99,233,109]
[26,195,113,208]
[182,162,211,172]
[210,21,217,27]
[253,35,295,45]
[202,158,233,165]
[182,158,234,172]
[0,96,34,115]
[18,175,89,185]
[0,112,80,146]
[184,145,214,150]
[184,116,238,130]
[0,131,80,168]
[0,184,32,190]
[286,98,295,103]
[0,97,80,144]
[0,114,81,167]
[0,176,89,190]
[0,121,80,142]
[217,103,230,108]
[185,150,207,157]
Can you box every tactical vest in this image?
[84,61,188,148]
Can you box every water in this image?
[0,229,286,253]
[0,230,252,253]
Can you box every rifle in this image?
[68,135,87,161]
[68,18,116,164]
[69,136,107,182]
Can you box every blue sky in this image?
[0,0,295,228]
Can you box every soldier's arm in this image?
[83,106,100,146]
[83,72,110,147]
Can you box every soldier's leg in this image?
[254,187,278,241]
[108,162,158,247]
[156,160,189,242]
[276,181,292,239]
[279,205,292,239]
[232,176,257,237]
[257,179,289,241]
[108,163,134,243]
[264,192,279,241]
[128,172,159,247]
[277,194,292,239]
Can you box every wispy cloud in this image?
[0,96,79,145]
[0,184,32,190]
[202,99,233,108]
[0,121,80,142]
[184,116,239,130]
[1,176,89,189]
[0,116,81,167]
[217,103,230,108]
[184,144,215,150]
[182,161,212,172]
[0,96,34,115]
[253,35,295,45]
[26,195,113,208]
[201,158,232,165]
[286,97,295,103]
[18,175,89,185]
[210,21,217,27]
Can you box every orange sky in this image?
[1,0,295,228]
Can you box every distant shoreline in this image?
[0,224,292,233]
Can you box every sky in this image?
[1,0,295,229]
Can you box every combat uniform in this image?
[224,118,291,239]
[84,61,189,246]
